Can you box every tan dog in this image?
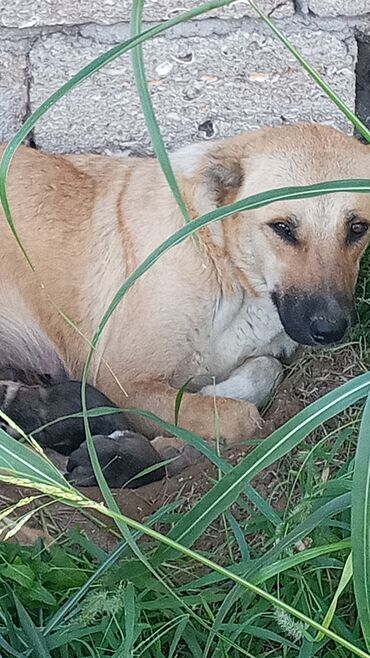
[0,123,369,462]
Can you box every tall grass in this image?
[0,1,370,656]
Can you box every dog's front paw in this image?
[66,431,165,488]
[211,398,263,445]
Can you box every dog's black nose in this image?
[309,316,348,345]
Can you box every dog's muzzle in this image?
[271,289,352,346]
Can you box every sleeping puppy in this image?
[0,367,165,487]
[0,123,369,469]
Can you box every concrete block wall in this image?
[0,1,369,155]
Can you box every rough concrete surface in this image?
[0,1,368,153]
[0,0,294,28]
[308,0,370,17]
[0,43,28,141]
[30,26,356,154]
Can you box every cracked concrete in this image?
[0,1,368,152]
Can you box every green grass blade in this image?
[352,392,370,650]
[0,427,75,493]
[315,552,353,642]
[224,510,250,561]
[248,0,370,143]
[168,615,190,658]
[152,373,370,564]
[130,0,190,222]
[174,379,193,426]
[186,538,351,590]
[13,594,52,658]
[122,583,136,657]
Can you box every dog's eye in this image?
[347,220,369,244]
[270,221,297,244]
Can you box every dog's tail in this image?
[0,293,69,384]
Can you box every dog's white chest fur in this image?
[173,289,296,390]
[207,291,295,370]
[214,293,289,355]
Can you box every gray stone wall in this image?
[0,1,369,155]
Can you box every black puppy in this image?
[67,432,165,488]
[0,367,165,488]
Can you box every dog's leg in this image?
[145,358,282,477]
[121,380,263,476]
[200,356,283,409]
[124,379,262,442]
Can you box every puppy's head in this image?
[187,124,370,346]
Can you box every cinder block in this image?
[0,43,28,142]
[0,0,294,27]
[308,0,370,16]
[29,26,356,155]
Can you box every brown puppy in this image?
[0,123,369,462]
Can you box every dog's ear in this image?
[173,138,246,218]
[192,143,245,216]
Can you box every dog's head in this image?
[184,124,370,346]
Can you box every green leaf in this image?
[352,391,370,650]
[44,565,88,589]
[27,584,57,607]
[224,510,250,561]
[1,560,35,589]
[168,616,189,658]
